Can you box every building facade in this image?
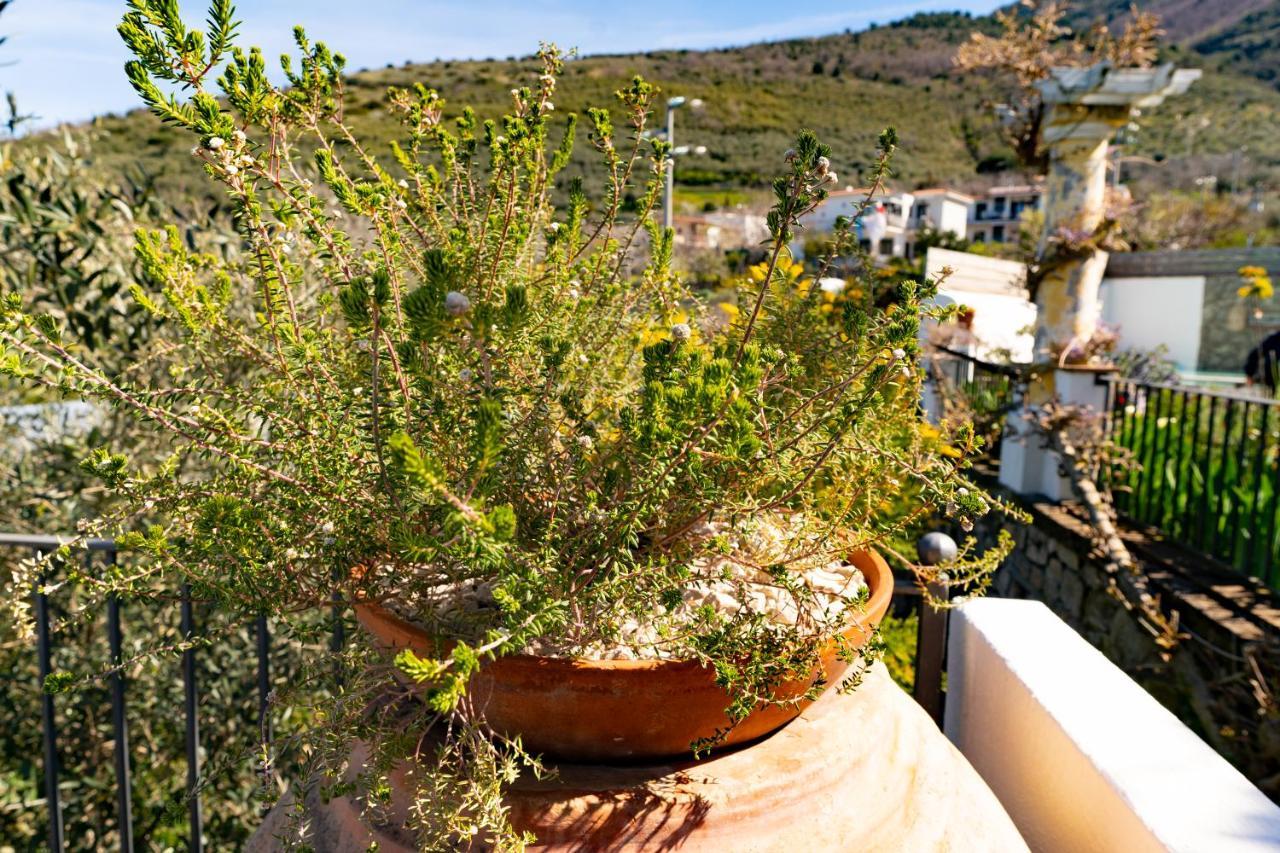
[967,184,1044,245]
[798,186,974,261]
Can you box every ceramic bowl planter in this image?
[354,549,893,762]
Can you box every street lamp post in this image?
[662,96,703,232]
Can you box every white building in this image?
[967,184,1044,246]
[798,186,973,262]
[672,211,770,251]
[908,188,975,248]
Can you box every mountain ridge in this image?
[61,6,1280,206]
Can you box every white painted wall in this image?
[1100,275,1205,371]
[945,598,1280,853]
[925,248,1036,363]
[936,197,971,238]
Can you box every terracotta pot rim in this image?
[353,548,894,672]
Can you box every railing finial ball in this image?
[917,531,958,566]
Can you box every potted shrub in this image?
[2,1,1013,847]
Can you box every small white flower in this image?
[445,290,471,317]
[540,73,555,83]
[547,222,561,232]
[576,434,594,450]
[578,353,589,365]
[815,155,830,175]
[207,136,225,150]
[225,164,239,176]
[495,135,506,144]
[900,366,911,379]
[510,88,521,98]
[232,129,247,143]
[395,198,407,210]
[544,101,555,111]
[459,368,474,382]
[957,487,969,497]
[670,323,692,342]
[824,171,839,185]
[321,521,335,534]
[397,179,409,188]
[280,243,294,255]
[892,348,906,359]
[567,287,581,299]
[239,154,255,166]
[960,518,974,532]
[190,146,203,156]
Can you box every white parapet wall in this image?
[1099,275,1206,372]
[945,598,1280,852]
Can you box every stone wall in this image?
[968,478,1280,803]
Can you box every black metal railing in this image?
[4,534,951,851]
[926,345,1027,448]
[1102,378,1280,590]
[1,533,346,853]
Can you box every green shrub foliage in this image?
[2,2,1012,847]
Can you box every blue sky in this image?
[3,1,1004,128]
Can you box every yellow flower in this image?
[1238,265,1274,301]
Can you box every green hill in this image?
[65,8,1280,206]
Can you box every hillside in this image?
[71,7,1280,207]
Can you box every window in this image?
[879,238,895,256]
[975,202,987,220]
[972,230,986,243]
[993,225,1006,242]
[858,238,871,251]
[916,202,929,221]
[992,197,1006,216]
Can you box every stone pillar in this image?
[1000,63,1199,500]
[1032,64,1200,377]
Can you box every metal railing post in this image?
[33,547,64,853]
[180,583,203,853]
[104,545,135,852]
[914,532,956,726]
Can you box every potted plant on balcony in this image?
[1,1,1013,847]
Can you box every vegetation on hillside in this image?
[48,5,1279,215]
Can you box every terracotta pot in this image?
[354,549,893,762]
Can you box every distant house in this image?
[908,188,974,251]
[967,183,1044,245]
[672,211,770,251]
[797,186,973,261]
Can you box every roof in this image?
[983,185,1043,198]
[912,187,977,203]
[1106,247,1280,278]
[824,185,893,199]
